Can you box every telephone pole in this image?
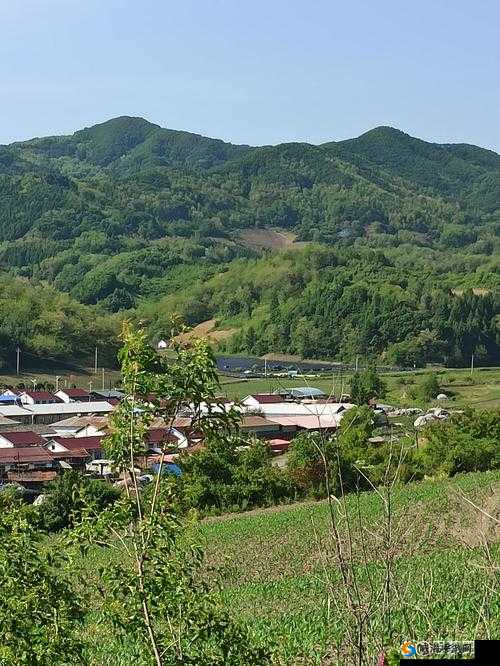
[94,347,98,375]
[16,347,20,375]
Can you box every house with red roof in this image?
[146,427,188,450]
[0,430,45,448]
[45,435,104,460]
[19,391,62,405]
[55,388,91,403]
[0,446,58,485]
[241,394,285,408]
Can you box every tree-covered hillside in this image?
[0,117,498,366]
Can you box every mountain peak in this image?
[72,116,161,165]
[74,115,160,136]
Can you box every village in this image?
[0,378,462,497]
[0,384,347,492]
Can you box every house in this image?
[146,427,188,450]
[275,387,327,400]
[19,391,61,405]
[0,430,46,448]
[0,415,21,431]
[50,415,110,437]
[45,435,104,460]
[49,448,91,469]
[55,388,91,403]
[245,401,353,420]
[0,401,114,425]
[0,446,58,486]
[268,415,339,433]
[240,415,282,438]
[241,394,284,408]
[90,389,125,402]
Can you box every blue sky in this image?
[0,0,498,151]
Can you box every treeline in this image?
[140,246,500,366]
[0,117,498,364]
[0,118,498,311]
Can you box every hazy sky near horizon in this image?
[0,0,499,151]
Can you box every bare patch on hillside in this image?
[175,319,237,345]
[239,228,309,251]
[452,288,491,296]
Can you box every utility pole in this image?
[470,353,474,376]
[16,347,20,375]
[102,367,105,390]
[94,347,98,375]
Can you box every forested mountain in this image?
[0,117,498,367]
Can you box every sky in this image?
[0,0,499,151]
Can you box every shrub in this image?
[36,470,120,532]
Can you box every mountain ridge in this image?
[0,115,498,367]
[5,116,499,156]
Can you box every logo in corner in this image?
[401,641,417,657]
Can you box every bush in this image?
[410,373,440,402]
[176,436,293,514]
[417,409,500,476]
[350,368,387,404]
[287,432,338,497]
[36,471,120,532]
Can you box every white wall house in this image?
[55,389,91,403]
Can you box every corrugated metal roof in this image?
[0,430,45,446]
[50,415,110,428]
[268,415,339,430]
[50,448,90,459]
[0,401,114,418]
[287,387,326,397]
[146,428,179,444]
[240,415,280,428]
[50,436,103,451]
[0,446,54,463]
[58,388,90,398]
[248,402,353,418]
[21,391,62,402]
[244,394,284,404]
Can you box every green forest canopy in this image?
[0,117,498,367]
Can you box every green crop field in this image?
[196,470,499,664]
[80,470,500,664]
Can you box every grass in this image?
[197,470,500,663]
[77,470,500,664]
[0,367,121,391]
[2,361,499,411]
[220,367,500,411]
